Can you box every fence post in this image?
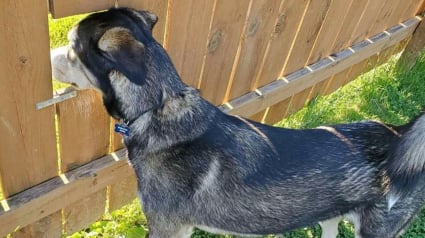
[396,13,425,70]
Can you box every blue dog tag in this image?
[115,123,130,136]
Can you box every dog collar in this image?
[114,122,130,136]
[114,102,163,136]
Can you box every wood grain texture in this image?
[57,90,110,172]
[282,0,332,75]
[307,0,354,64]
[13,211,62,238]
[226,0,284,101]
[367,0,403,38]
[221,17,419,118]
[63,190,106,234]
[332,0,369,52]
[0,150,130,237]
[398,16,425,69]
[0,0,58,197]
[350,0,388,45]
[199,0,252,105]
[49,0,114,18]
[253,0,309,89]
[165,0,216,88]
[109,174,137,211]
[262,97,291,125]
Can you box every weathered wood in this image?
[350,0,388,45]
[397,16,425,70]
[0,0,58,198]
[282,0,332,75]
[322,68,351,95]
[49,0,114,18]
[12,211,62,238]
[165,0,216,88]
[57,90,110,172]
[199,0,252,105]
[266,0,332,123]
[109,174,137,211]
[307,0,354,64]
[332,0,369,52]
[63,190,106,235]
[220,17,420,117]
[0,149,130,237]
[262,97,291,125]
[368,0,407,38]
[253,0,309,89]
[226,0,284,101]
[249,109,268,123]
[49,0,168,44]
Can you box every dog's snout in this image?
[51,46,69,81]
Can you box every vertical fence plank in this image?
[417,0,425,14]
[402,0,424,21]
[263,97,291,125]
[248,109,268,123]
[282,0,332,75]
[63,190,106,235]
[309,77,330,99]
[57,90,110,172]
[49,0,114,18]
[286,88,312,116]
[254,0,309,88]
[226,0,284,101]
[398,17,425,70]
[350,0,388,45]
[109,175,138,211]
[322,68,351,95]
[13,211,62,238]
[367,0,404,38]
[199,0,252,104]
[0,0,58,197]
[307,0,354,64]
[265,0,331,124]
[166,0,216,88]
[332,0,369,52]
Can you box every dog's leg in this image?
[319,216,340,238]
[147,223,193,238]
[346,212,363,238]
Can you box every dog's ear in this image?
[138,10,158,30]
[98,27,146,84]
[98,27,144,58]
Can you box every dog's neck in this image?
[121,86,220,157]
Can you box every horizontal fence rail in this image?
[1,0,425,236]
[220,17,421,117]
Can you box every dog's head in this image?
[51,8,185,120]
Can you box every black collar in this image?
[115,103,162,136]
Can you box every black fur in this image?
[51,8,425,238]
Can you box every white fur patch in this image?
[320,216,341,238]
[387,193,400,211]
[198,159,220,193]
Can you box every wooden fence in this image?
[1,0,425,237]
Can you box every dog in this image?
[51,8,425,238]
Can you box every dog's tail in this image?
[386,112,425,208]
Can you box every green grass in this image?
[47,15,425,238]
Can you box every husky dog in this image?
[51,8,425,238]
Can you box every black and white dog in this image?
[51,8,425,238]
